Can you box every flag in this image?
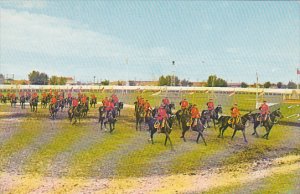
[297,68,300,75]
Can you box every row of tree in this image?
[28,71,67,85]
[158,75,227,87]
[241,81,298,89]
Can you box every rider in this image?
[230,103,240,129]
[190,104,200,127]
[156,104,169,133]
[81,95,87,105]
[138,97,145,108]
[207,98,215,116]
[42,92,47,99]
[72,97,79,111]
[259,100,270,126]
[50,96,57,106]
[111,94,119,105]
[162,97,170,106]
[180,98,189,114]
[105,99,115,120]
[143,99,152,116]
[102,97,110,107]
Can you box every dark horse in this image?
[49,103,59,120]
[90,97,97,108]
[30,97,38,112]
[147,114,176,149]
[175,105,192,129]
[41,97,48,109]
[201,105,223,128]
[135,102,145,131]
[20,96,26,109]
[218,112,252,143]
[98,106,106,130]
[115,102,124,116]
[10,96,17,108]
[251,109,283,140]
[180,112,207,145]
[68,106,82,124]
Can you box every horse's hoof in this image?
[180,136,183,138]
[251,133,255,136]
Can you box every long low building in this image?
[0,84,298,95]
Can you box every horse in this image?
[251,109,283,140]
[49,103,59,120]
[175,105,193,129]
[10,96,17,108]
[81,103,89,117]
[148,114,176,149]
[41,97,48,109]
[0,96,7,103]
[217,112,252,143]
[66,97,72,108]
[68,106,82,124]
[90,97,97,108]
[180,112,207,145]
[20,96,26,109]
[114,102,124,116]
[103,109,117,133]
[29,97,38,112]
[201,105,223,128]
[135,104,145,131]
[58,99,66,112]
[98,106,107,130]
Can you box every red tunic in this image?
[72,99,78,107]
[162,98,170,106]
[180,100,189,108]
[157,107,168,121]
[260,104,269,114]
[191,107,200,118]
[207,102,214,111]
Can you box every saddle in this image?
[228,117,240,125]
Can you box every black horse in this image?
[20,96,26,109]
[251,109,283,140]
[175,105,192,129]
[148,114,176,149]
[68,106,82,124]
[81,103,89,117]
[201,105,223,128]
[49,103,59,120]
[30,97,38,112]
[180,112,207,145]
[10,96,17,108]
[135,102,145,131]
[90,98,97,108]
[217,112,252,143]
[58,99,66,112]
[104,110,117,133]
[41,97,48,109]
[0,96,7,103]
[66,97,72,108]
[115,102,124,116]
[98,106,106,130]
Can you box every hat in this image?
[209,98,213,100]
[234,103,238,105]
[193,104,197,106]
[263,100,267,102]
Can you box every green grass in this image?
[0,118,42,166]
[169,138,227,174]
[68,122,136,177]
[24,121,89,175]
[253,170,300,194]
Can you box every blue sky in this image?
[0,1,299,84]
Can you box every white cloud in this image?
[0,8,170,61]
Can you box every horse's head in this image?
[215,105,223,114]
[272,109,284,119]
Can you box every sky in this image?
[0,1,299,84]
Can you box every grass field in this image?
[0,91,299,193]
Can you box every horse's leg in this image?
[181,128,187,142]
[252,122,259,137]
[242,129,248,143]
[221,126,228,138]
[197,132,207,146]
[151,129,155,144]
[165,131,173,150]
[231,129,237,140]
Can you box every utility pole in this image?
[171,61,175,86]
[256,72,259,109]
